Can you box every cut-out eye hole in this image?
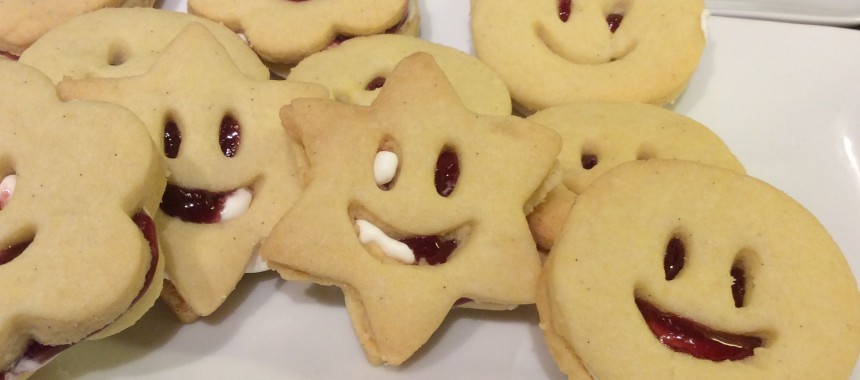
[731,263,746,308]
[0,173,17,210]
[435,147,459,197]
[0,240,31,266]
[365,76,386,91]
[558,0,572,22]
[219,115,241,157]
[108,44,128,66]
[374,150,399,190]
[581,153,598,170]
[606,13,624,33]
[663,236,685,281]
[164,119,181,159]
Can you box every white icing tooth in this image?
[373,151,398,186]
[221,187,252,221]
[355,219,415,264]
[0,174,17,209]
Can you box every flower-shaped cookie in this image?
[188,0,419,64]
[261,53,561,365]
[57,23,329,322]
[0,0,156,57]
[471,0,705,113]
[0,60,165,378]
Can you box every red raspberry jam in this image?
[435,149,459,197]
[663,237,685,281]
[163,119,181,159]
[400,235,458,265]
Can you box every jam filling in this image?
[160,183,233,224]
[0,51,19,61]
[163,119,181,159]
[219,115,241,157]
[663,237,685,281]
[606,13,623,33]
[636,298,763,361]
[365,76,387,91]
[558,0,572,22]
[0,241,30,266]
[731,265,746,308]
[435,149,459,197]
[400,235,458,265]
[0,212,159,378]
[581,154,598,170]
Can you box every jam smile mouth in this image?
[354,218,467,265]
[159,182,254,224]
[635,297,764,361]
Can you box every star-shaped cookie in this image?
[261,53,561,365]
[56,23,329,322]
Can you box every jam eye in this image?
[606,13,624,33]
[663,236,685,281]
[581,153,598,170]
[219,115,241,157]
[558,0,572,22]
[731,262,747,308]
[0,173,17,210]
[163,119,181,159]
[365,76,386,91]
[435,147,459,197]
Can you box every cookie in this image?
[525,101,744,250]
[538,159,860,379]
[0,0,156,58]
[471,0,706,113]
[286,34,512,116]
[188,0,420,64]
[0,60,165,378]
[260,53,560,365]
[56,23,328,323]
[19,7,268,83]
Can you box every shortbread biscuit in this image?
[287,34,512,116]
[261,53,560,365]
[525,102,744,250]
[19,7,268,83]
[471,0,706,113]
[0,60,165,378]
[57,24,328,323]
[0,0,155,57]
[538,159,860,379]
[188,0,420,64]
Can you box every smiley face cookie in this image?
[0,60,165,378]
[0,0,156,58]
[471,0,706,113]
[260,53,560,365]
[19,7,268,84]
[525,102,744,250]
[538,159,860,379]
[188,0,419,64]
[57,24,328,323]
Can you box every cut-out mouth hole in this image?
[354,219,464,265]
[0,239,31,266]
[160,183,254,224]
[635,297,763,361]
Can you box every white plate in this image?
[33,2,860,379]
[706,0,860,26]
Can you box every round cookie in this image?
[538,159,860,379]
[471,0,706,113]
[18,7,268,83]
[0,0,155,57]
[525,102,744,250]
[0,60,165,378]
[288,34,512,116]
[188,0,420,64]
[56,24,329,323]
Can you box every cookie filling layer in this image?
[160,183,253,224]
[0,174,16,209]
[0,212,160,379]
[354,219,460,265]
[635,297,763,361]
[0,51,19,61]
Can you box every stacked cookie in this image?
[0,1,858,379]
